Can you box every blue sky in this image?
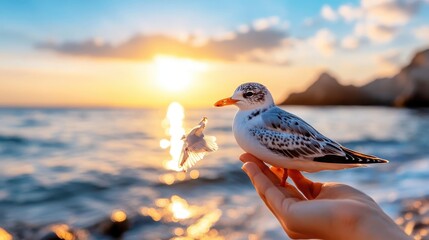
[2,0,428,58]
[1,0,429,107]
[0,1,422,41]
[1,1,354,42]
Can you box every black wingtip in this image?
[343,147,389,164]
[314,147,389,164]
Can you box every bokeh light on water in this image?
[111,210,127,223]
[0,228,12,240]
[169,195,192,220]
[50,224,75,240]
[140,195,224,239]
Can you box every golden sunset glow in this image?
[0,56,318,108]
[154,55,207,92]
[2,1,428,109]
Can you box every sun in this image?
[154,55,207,91]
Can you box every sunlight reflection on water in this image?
[154,102,224,239]
[159,102,202,185]
[160,102,186,171]
[141,195,224,239]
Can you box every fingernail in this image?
[242,162,258,177]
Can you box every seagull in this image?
[178,117,218,171]
[214,82,388,185]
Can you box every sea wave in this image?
[158,168,249,190]
[0,134,67,148]
[209,126,232,132]
[0,135,28,144]
[100,131,152,141]
[18,118,49,128]
[1,107,428,239]
[340,138,403,146]
[2,172,151,205]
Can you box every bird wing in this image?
[258,107,345,159]
[180,151,207,172]
[201,136,219,152]
[178,135,218,171]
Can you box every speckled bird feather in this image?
[249,106,387,164]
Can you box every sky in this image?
[1,0,429,108]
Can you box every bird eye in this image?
[243,92,254,98]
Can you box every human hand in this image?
[240,153,411,240]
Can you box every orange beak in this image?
[214,97,238,107]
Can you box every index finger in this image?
[242,162,303,209]
[288,170,323,200]
[240,153,282,185]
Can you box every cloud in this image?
[237,24,250,34]
[36,35,196,60]
[355,22,398,43]
[236,48,290,66]
[375,49,403,74]
[341,35,361,49]
[321,5,338,21]
[202,28,288,60]
[252,16,280,31]
[236,37,297,65]
[308,29,337,56]
[36,28,289,63]
[365,0,420,26]
[335,0,421,44]
[414,25,429,40]
[373,49,404,76]
[213,31,237,41]
[338,5,363,22]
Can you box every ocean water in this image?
[0,106,428,239]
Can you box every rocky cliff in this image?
[282,49,429,107]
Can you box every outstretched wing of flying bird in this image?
[178,118,218,171]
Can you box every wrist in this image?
[352,212,411,240]
[328,203,411,240]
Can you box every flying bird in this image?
[179,117,218,171]
[214,82,387,185]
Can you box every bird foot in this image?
[280,168,288,187]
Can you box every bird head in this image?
[199,116,208,125]
[214,82,274,110]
